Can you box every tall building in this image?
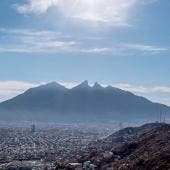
[31,124,35,133]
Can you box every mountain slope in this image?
[102,124,170,170]
[85,123,165,154]
[56,123,170,170]
[0,81,169,122]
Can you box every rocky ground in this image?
[59,123,170,170]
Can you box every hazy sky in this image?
[0,0,170,105]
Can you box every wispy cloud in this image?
[0,28,76,53]
[0,29,103,54]
[79,48,111,54]
[152,86,170,93]
[121,43,168,54]
[140,0,159,5]
[113,83,170,105]
[113,83,170,93]
[0,28,167,55]
[14,0,59,14]
[0,28,111,54]
[78,43,168,55]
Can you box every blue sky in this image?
[0,0,170,105]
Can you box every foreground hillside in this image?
[61,123,170,170]
[56,123,170,170]
[108,124,170,170]
[84,123,166,154]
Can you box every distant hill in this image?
[0,81,169,122]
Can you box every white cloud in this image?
[113,83,170,94]
[0,42,75,54]
[14,0,139,26]
[152,86,170,93]
[0,81,41,102]
[79,48,111,54]
[59,81,79,89]
[113,83,170,106]
[113,84,148,93]
[14,0,159,26]
[0,28,61,37]
[14,0,60,14]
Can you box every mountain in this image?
[0,81,169,122]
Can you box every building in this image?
[31,124,35,133]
